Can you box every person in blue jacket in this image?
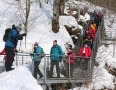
[49,40,63,78]
[5,24,26,71]
[91,10,97,20]
[31,42,43,79]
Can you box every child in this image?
[65,47,76,78]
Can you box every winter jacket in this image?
[84,38,93,46]
[65,51,76,64]
[94,17,100,28]
[0,48,6,55]
[97,13,102,19]
[78,46,91,58]
[88,28,96,38]
[50,44,63,61]
[91,13,97,19]
[0,48,15,62]
[32,46,42,61]
[90,23,96,31]
[5,29,23,48]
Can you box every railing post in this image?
[90,58,92,80]
[98,29,101,45]
[44,55,46,83]
[16,53,18,66]
[69,57,71,81]
[22,56,23,65]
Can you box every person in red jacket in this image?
[0,48,17,71]
[78,43,91,58]
[78,43,91,70]
[65,47,76,78]
[88,27,96,39]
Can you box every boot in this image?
[34,72,37,79]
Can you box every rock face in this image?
[64,25,81,44]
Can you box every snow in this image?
[0,66,43,90]
[0,0,116,90]
[90,67,114,89]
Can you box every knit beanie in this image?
[16,24,22,30]
[34,42,38,46]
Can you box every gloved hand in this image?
[22,33,27,36]
[20,37,23,40]
[13,48,18,52]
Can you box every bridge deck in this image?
[37,68,91,84]
[37,77,91,84]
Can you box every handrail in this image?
[90,16,104,80]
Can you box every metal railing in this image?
[90,16,104,80]
[13,53,92,83]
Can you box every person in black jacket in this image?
[84,34,93,50]
[94,16,100,29]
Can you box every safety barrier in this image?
[12,53,92,83]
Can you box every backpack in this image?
[41,48,45,58]
[3,28,12,42]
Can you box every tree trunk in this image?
[24,0,30,32]
[59,0,65,15]
[52,0,59,33]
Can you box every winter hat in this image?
[53,40,57,43]
[16,24,22,30]
[34,42,38,46]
